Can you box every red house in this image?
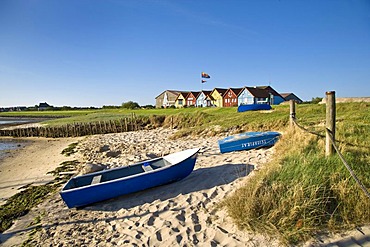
[186,92,200,107]
[223,88,243,107]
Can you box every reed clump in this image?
[222,127,370,245]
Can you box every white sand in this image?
[1,128,369,246]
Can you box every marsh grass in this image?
[0,184,56,233]
[61,142,79,156]
[0,160,79,233]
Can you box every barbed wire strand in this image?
[292,116,370,199]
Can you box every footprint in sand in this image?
[175,210,186,222]
[147,215,155,226]
[155,230,162,241]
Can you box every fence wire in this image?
[326,128,370,199]
[292,117,370,200]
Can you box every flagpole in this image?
[201,72,211,106]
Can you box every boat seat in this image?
[142,162,153,172]
[91,175,102,184]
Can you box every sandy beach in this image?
[1,128,369,246]
[0,137,82,206]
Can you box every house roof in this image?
[280,93,303,102]
[39,102,51,107]
[155,90,182,99]
[187,91,201,98]
[280,93,292,98]
[201,90,212,96]
[245,87,270,98]
[175,91,190,100]
[198,90,214,100]
[230,88,244,96]
[256,86,282,97]
[211,88,228,96]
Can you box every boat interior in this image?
[63,158,172,190]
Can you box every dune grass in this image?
[222,102,370,245]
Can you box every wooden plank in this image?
[91,175,102,184]
[142,164,153,172]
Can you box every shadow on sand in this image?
[84,162,255,211]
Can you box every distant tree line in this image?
[103,101,154,110]
[1,101,155,112]
[301,97,323,104]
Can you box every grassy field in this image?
[1,102,369,244]
[1,104,291,131]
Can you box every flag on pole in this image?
[201,72,210,78]
[201,79,206,83]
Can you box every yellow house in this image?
[210,88,227,107]
[174,92,189,108]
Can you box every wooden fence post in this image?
[289,100,296,128]
[326,91,336,156]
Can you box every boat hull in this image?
[60,148,199,208]
[218,131,280,153]
[237,104,272,112]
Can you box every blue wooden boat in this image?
[60,148,199,208]
[237,104,272,112]
[218,131,280,153]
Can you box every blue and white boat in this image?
[60,148,199,208]
[237,104,272,112]
[218,131,280,153]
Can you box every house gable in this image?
[223,88,242,107]
[210,88,227,107]
[196,90,213,107]
[186,91,200,106]
[175,91,189,108]
[256,86,285,105]
[239,87,270,105]
[280,93,303,103]
[155,90,182,108]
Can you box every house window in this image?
[178,99,183,105]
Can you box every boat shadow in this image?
[83,163,254,212]
[0,163,254,245]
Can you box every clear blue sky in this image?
[1,0,369,107]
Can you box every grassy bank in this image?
[222,102,370,244]
[1,104,292,133]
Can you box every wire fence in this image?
[292,117,370,200]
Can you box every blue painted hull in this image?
[237,104,272,112]
[60,148,199,208]
[218,131,280,153]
